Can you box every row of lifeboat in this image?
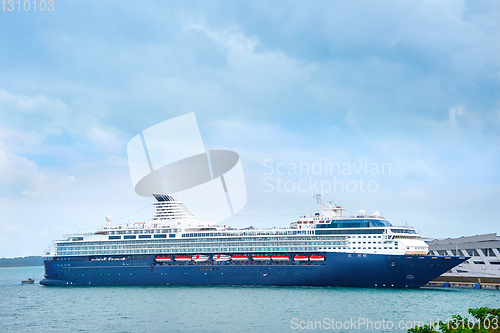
[155,255,325,262]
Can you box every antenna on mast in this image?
[314,194,326,206]
[313,194,344,217]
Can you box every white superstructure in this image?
[44,195,429,258]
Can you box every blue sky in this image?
[0,0,499,257]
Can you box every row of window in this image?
[57,241,342,253]
[315,229,384,235]
[56,247,324,256]
[106,229,315,237]
[316,219,392,229]
[55,243,403,257]
[181,230,314,238]
[52,255,151,261]
[58,242,346,253]
[107,229,177,235]
[54,235,401,257]
[353,247,393,250]
[110,234,175,240]
[58,236,347,247]
[58,239,345,250]
[390,229,417,234]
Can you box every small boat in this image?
[271,255,289,261]
[213,254,231,261]
[22,278,34,284]
[155,256,172,262]
[293,255,309,261]
[175,256,192,262]
[253,255,271,261]
[192,254,209,262]
[231,255,249,261]
[310,255,325,261]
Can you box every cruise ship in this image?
[40,195,467,287]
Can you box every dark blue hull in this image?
[40,253,466,288]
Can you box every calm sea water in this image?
[1,266,499,333]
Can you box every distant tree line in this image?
[0,256,44,267]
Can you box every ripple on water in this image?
[1,267,499,332]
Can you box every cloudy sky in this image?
[0,1,499,257]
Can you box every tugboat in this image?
[22,278,34,284]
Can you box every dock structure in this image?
[425,233,500,289]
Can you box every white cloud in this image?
[1,220,28,234]
[0,89,70,136]
[0,147,75,197]
[0,89,55,111]
[369,138,438,182]
[89,127,125,152]
[191,24,259,55]
[344,110,359,127]
[0,124,42,150]
[448,105,465,127]
[0,1,498,256]
[0,148,38,187]
[106,156,128,167]
[445,105,500,131]
[0,220,28,257]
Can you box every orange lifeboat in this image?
[253,255,271,261]
[175,256,192,262]
[192,255,209,262]
[213,254,231,261]
[271,255,289,261]
[231,255,249,261]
